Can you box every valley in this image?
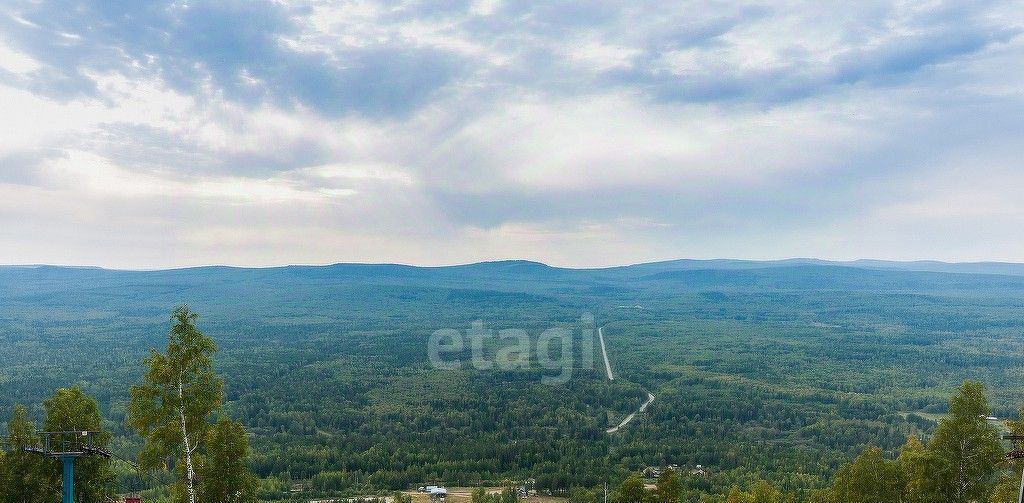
[4,259,1024,500]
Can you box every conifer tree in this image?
[617,473,647,503]
[895,436,934,503]
[197,418,257,503]
[748,480,780,503]
[0,405,54,503]
[829,447,901,502]
[724,485,746,503]
[654,469,681,503]
[42,387,115,502]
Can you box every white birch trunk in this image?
[179,379,198,503]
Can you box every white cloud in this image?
[567,40,641,72]
[32,150,357,204]
[470,0,501,17]
[302,163,416,184]
[0,0,1023,267]
[0,37,38,73]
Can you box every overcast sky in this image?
[1,0,1023,269]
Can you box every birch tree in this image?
[927,380,1002,503]
[128,306,223,503]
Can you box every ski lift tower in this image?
[23,431,111,503]
[1003,433,1024,503]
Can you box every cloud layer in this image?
[1,0,1023,268]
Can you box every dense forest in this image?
[610,381,1024,502]
[4,259,1024,500]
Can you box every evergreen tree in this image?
[926,381,1002,503]
[197,418,257,503]
[895,436,936,503]
[617,473,647,503]
[990,473,1021,503]
[472,486,490,503]
[748,481,780,503]
[42,387,115,503]
[568,487,600,503]
[128,306,224,503]
[805,490,833,503]
[829,447,901,502]
[654,470,681,503]
[0,405,54,503]
[501,486,519,503]
[724,485,747,503]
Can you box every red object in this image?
[124,498,142,503]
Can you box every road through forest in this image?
[598,326,614,380]
[600,326,655,434]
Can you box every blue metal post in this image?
[61,456,75,503]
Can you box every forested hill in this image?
[614,257,1024,276]
[4,258,1024,499]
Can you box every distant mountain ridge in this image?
[616,258,1024,277]
[5,257,1024,277]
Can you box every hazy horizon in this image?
[7,255,1024,272]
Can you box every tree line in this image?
[604,380,1023,502]
[804,380,1020,503]
[0,306,256,503]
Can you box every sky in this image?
[1,0,1023,269]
